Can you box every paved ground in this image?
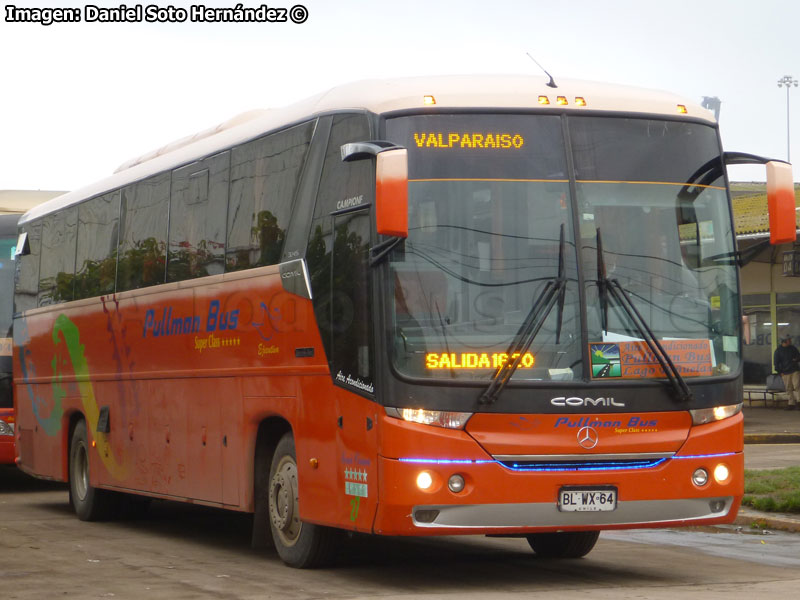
[738,403,800,532]
[742,403,800,444]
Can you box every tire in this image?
[68,420,119,521]
[526,531,600,558]
[266,433,339,568]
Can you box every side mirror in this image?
[375,148,408,238]
[766,161,796,245]
[14,231,30,257]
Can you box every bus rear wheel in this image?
[267,433,339,568]
[68,420,119,521]
[526,531,600,558]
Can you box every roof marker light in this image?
[538,95,550,105]
[677,104,688,114]
[575,97,587,107]
[556,96,568,105]
[423,95,436,106]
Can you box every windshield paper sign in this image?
[590,340,713,379]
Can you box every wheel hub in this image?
[268,456,301,544]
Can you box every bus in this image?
[1,191,65,464]
[13,75,796,567]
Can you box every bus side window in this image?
[117,173,170,292]
[168,151,229,282]
[14,221,42,314]
[226,121,314,272]
[75,191,120,299]
[307,113,374,391]
[38,208,77,306]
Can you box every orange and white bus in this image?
[13,76,796,567]
[1,191,65,464]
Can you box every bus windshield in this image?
[385,114,738,383]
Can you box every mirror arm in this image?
[341,140,404,162]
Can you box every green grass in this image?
[742,466,800,513]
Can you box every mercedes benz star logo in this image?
[577,426,599,449]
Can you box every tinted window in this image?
[117,173,169,291]
[226,122,314,271]
[168,151,229,281]
[306,113,374,393]
[75,191,119,299]
[38,208,77,305]
[570,117,722,183]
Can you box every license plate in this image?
[558,486,617,512]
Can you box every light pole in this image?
[777,75,798,162]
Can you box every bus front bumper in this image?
[372,451,743,536]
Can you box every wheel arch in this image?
[64,410,86,482]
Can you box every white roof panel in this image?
[19,75,713,224]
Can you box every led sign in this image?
[413,132,525,150]
[425,352,535,370]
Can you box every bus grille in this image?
[496,457,669,472]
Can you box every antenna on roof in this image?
[526,52,558,89]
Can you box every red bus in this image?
[1,191,65,464]
[13,76,796,567]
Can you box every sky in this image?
[1,0,799,192]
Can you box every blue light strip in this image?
[398,458,494,465]
[396,451,737,472]
[397,457,664,472]
[671,452,737,460]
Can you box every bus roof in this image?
[19,75,713,225]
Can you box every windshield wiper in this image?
[595,229,694,403]
[479,224,566,405]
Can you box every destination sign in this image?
[412,132,525,150]
[425,352,535,370]
[589,340,713,379]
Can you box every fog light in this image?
[448,474,465,493]
[709,500,726,513]
[415,509,440,523]
[714,463,730,483]
[416,471,433,490]
[692,468,709,486]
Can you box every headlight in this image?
[385,407,472,429]
[416,471,434,490]
[689,403,742,426]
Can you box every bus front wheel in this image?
[267,433,339,568]
[526,531,600,558]
[68,420,119,521]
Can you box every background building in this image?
[734,183,800,383]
